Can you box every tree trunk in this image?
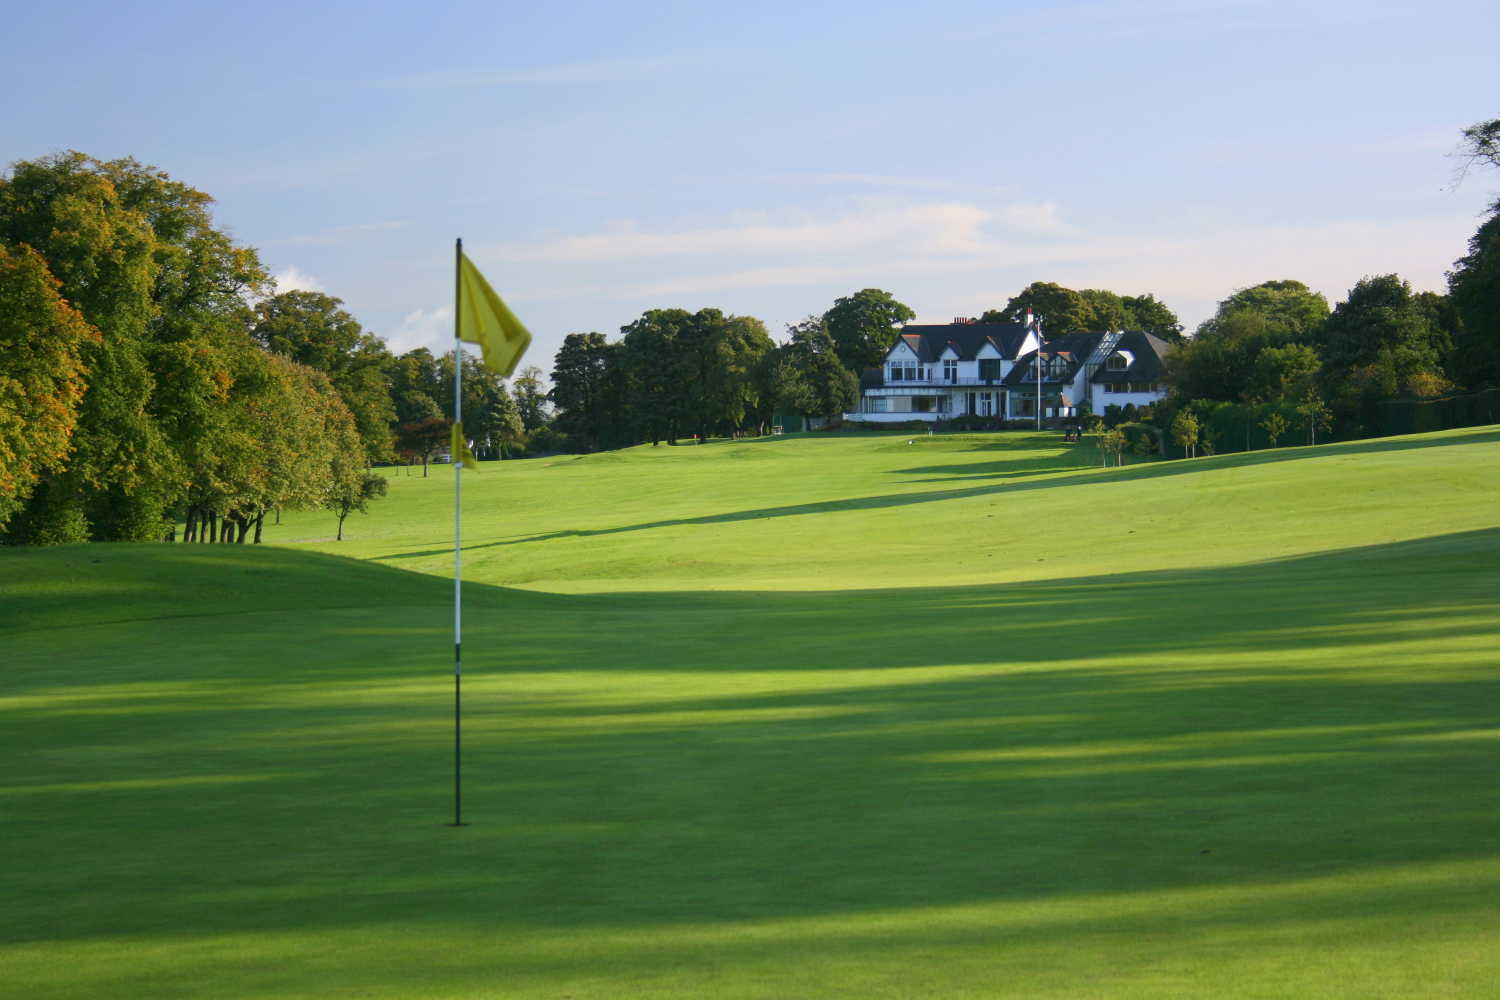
[203,511,216,543]
[235,514,250,544]
[253,513,264,544]
[337,512,347,541]
[184,508,197,543]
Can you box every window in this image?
[889,359,921,382]
[867,397,889,412]
[943,360,958,382]
[913,396,934,412]
[978,359,1002,381]
[1106,354,1128,371]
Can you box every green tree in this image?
[512,366,550,432]
[332,472,388,541]
[620,310,695,445]
[1249,343,1322,403]
[447,356,523,459]
[395,416,450,477]
[984,281,1094,334]
[1170,411,1200,459]
[677,309,774,439]
[1452,117,1500,184]
[1215,280,1331,338]
[1298,396,1332,446]
[822,288,914,372]
[0,245,97,535]
[252,291,396,465]
[550,332,621,452]
[1078,289,1127,331]
[1121,293,1184,341]
[0,151,271,542]
[1449,208,1500,388]
[776,318,859,423]
[1316,275,1451,434]
[1166,281,1331,406]
[1100,428,1127,466]
[1260,411,1288,447]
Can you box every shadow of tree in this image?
[373,427,1500,560]
[7,526,1499,964]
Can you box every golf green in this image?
[5,427,1499,998]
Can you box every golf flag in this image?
[451,421,478,470]
[457,253,531,377]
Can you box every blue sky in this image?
[4,0,1496,371]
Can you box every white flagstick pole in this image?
[452,237,466,827]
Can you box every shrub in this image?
[523,426,573,454]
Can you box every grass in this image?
[4,427,1500,998]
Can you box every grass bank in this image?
[5,427,1499,998]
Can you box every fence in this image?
[1378,387,1500,437]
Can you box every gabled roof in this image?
[1003,332,1111,385]
[1089,331,1172,384]
[888,323,1032,363]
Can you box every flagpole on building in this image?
[1035,314,1043,431]
[451,236,466,827]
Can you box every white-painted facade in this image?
[850,326,1041,422]
[850,326,1173,424]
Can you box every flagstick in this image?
[451,237,467,827]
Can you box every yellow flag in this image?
[451,421,478,470]
[458,252,531,376]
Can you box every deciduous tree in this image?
[252,291,396,464]
[512,366,550,432]
[0,245,97,534]
[823,288,914,372]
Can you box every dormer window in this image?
[889,360,921,382]
[1106,354,1129,371]
[943,360,958,382]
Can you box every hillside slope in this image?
[5,427,1499,1000]
[286,426,1500,593]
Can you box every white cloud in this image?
[996,201,1074,235]
[387,306,452,356]
[487,201,1004,264]
[271,266,324,293]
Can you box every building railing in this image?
[878,376,1009,388]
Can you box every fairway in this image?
[6,428,1500,998]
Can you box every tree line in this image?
[5,118,1495,537]
[543,284,1187,452]
[0,152,540,545]
[1143,119,1499,456]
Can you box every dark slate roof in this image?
[1088,331,1172,384]
[890,323,1032,363]
[1002,332,1109,386]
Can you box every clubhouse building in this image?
[847,319,1172,423]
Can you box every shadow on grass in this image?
[374,426,1500,561]
[5,526,1500,958]
[898,424,1500,483]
